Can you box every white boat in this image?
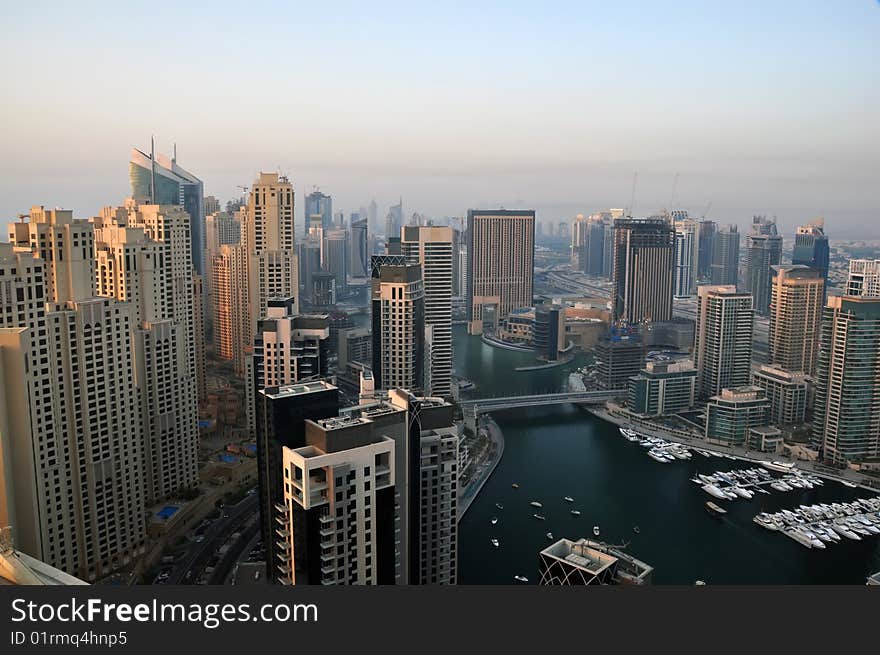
[761,460,796,473]
[841,480,858,489]
[670,450,690,460]
[702,484,729,500]
[648,450,672,463]
[593,526,600,536]
[731,486,754,499]
[770,481,791,492]
[546,532,553,540]
[530,501,543,508]
[831,523,860,540]
[570,510,581,516]
[533,514,546,521]
[490,538,499,547]
[784,527,815,549]
[491,517,498,525]
[513,575,529,583]
[564,496,574,503]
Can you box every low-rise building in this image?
[627,359,697,416]
[705,386,771,446]
[751,365,810,427]
[539,538,652,585]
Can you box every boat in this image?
[731,486,754,499]
[495,503,504,510]
[770,481,791,492]
[491,517,498,525]
[530,501,543,508]
[648,450,672,463]
[761,460,796,473]
[570,510,581,516]
[533,514,546,521]
[706,501,727,517]
[546,532,553,540]
[593,525,600,536]
[633,526,640,533]
[490,538,499,547]
[841,480,858,489]
[701,484,729,500]
[783,527,815,549]
[831,523,860,541]
[564,496,574,503]
[512,483,520,489]
[513,575,529,583]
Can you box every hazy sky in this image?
[1,1,878,236]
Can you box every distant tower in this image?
[611,218,675,324]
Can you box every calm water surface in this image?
[453,325,880,584]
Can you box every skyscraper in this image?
[211,244,248,364]
[93,202,199,503]
[385,198,403,239]
[791,220,829,297]
[673,217,699,298]
[768,265,824,376]
[812,296,880,465]
[745,216,782,315]
[401,225,454,398]
[129,141,205,276]
[3,208,145,581]
[709,224,740,286]
[232,173,299,375]
[322,229,348,294]
[846,259,880,297]
[694,285,754,399]
[371,262,426,392]
[304,189,332,233]
[466,209,535,334]
[611,218,675,324]
[349,217,369,279]
[297,238,322,306]
[697,219,717,281]
[245,297,330,437]
[255,381,340,583]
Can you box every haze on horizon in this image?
[1,1,877,237]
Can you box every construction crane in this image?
[701,201,712,219]
[627,172,638,217]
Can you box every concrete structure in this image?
[709,224,740,286]
[371,262,426,393]
[694,286,754,399]
[534,304,567,362]
[255,381,340,583]
[627,359,697,417]
[595,329,644,390]
[768,265,824,376]
[846,259,880,297]
[192,274,206,401]
[322,229,347,294]
[0,529,88,585]
[231,173,299,375]
[705,386,771,446]
[611,218,675,324]
[349,217,369,279]
[2,208,145,582]
[752,366,809,427]
[338,327,371,370]
[745,216,782,316]
[812,296,880,465]
[673,217,699,297]
[211,244,247,362]
[539,538,652,585]
[246,298,330,436]
[93,203,200,503]
[697,219,717,280]
[791,220,829,298]
[402,225,454,397]
[303,189,332,233]
[466,209,535,334]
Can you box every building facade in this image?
[694,285,754,399]
[611,218,675,324]
[627,360,697,416]
[752,365,809,427]
[768,265,824,376]
[705,386,771,446]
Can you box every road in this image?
[165,493,258,584]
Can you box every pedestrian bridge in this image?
[460,390,622,415]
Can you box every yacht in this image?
[841,480,858,489]
[593,526,600,536]
[491,517,498,525]
[546,532,554,540]
[731,486,754,499]
[495,503,504,510]
[701,484,729,500]
[512,483,520,489]
[831,523,860,540]
[633,526,640,533]
[490,538,499,548]
[513,575,529,583]
[564,496,574,503]
[648,450,672,463]
[784,527,815,549]
[570,510,581,517]
[533,514,546,521]
[706,501,727,517]
[761,460,796,473]
[530,501,543,508]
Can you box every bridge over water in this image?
[459,390,622,416]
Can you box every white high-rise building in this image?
[846,259,880,297]
[2,208,145,581]
[93,202,199,502]
[401,226,454,398]
[694,285,755,399]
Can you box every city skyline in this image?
[1,3,878,235]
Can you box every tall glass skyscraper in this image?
[791,220,830,299]
[129,142,205,275]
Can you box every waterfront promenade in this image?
[458,417,505,520]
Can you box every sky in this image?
[1,1,878,236]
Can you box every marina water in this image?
[453,326,880,584]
